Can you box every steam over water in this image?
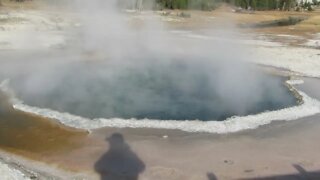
[8,59,296,121]
[0,0,298,123]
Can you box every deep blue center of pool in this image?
[10,60,297,121]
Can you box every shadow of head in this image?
[106,133,125,149]
[94,133,145,180]
[207,172,218,180]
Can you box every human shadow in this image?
[94,133,145,180]
[207,172,218,180]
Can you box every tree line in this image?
[135,0,318,11]
[156,0,319,10]
[155,0,222,10]
[3,0,319,11]
[232,0,318,11]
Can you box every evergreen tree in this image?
[312,0,317,5]
[251,0,257,9]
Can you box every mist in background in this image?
[0,0,296,121]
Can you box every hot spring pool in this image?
[8,59,297,122]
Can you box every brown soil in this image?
[0,106,87,166]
